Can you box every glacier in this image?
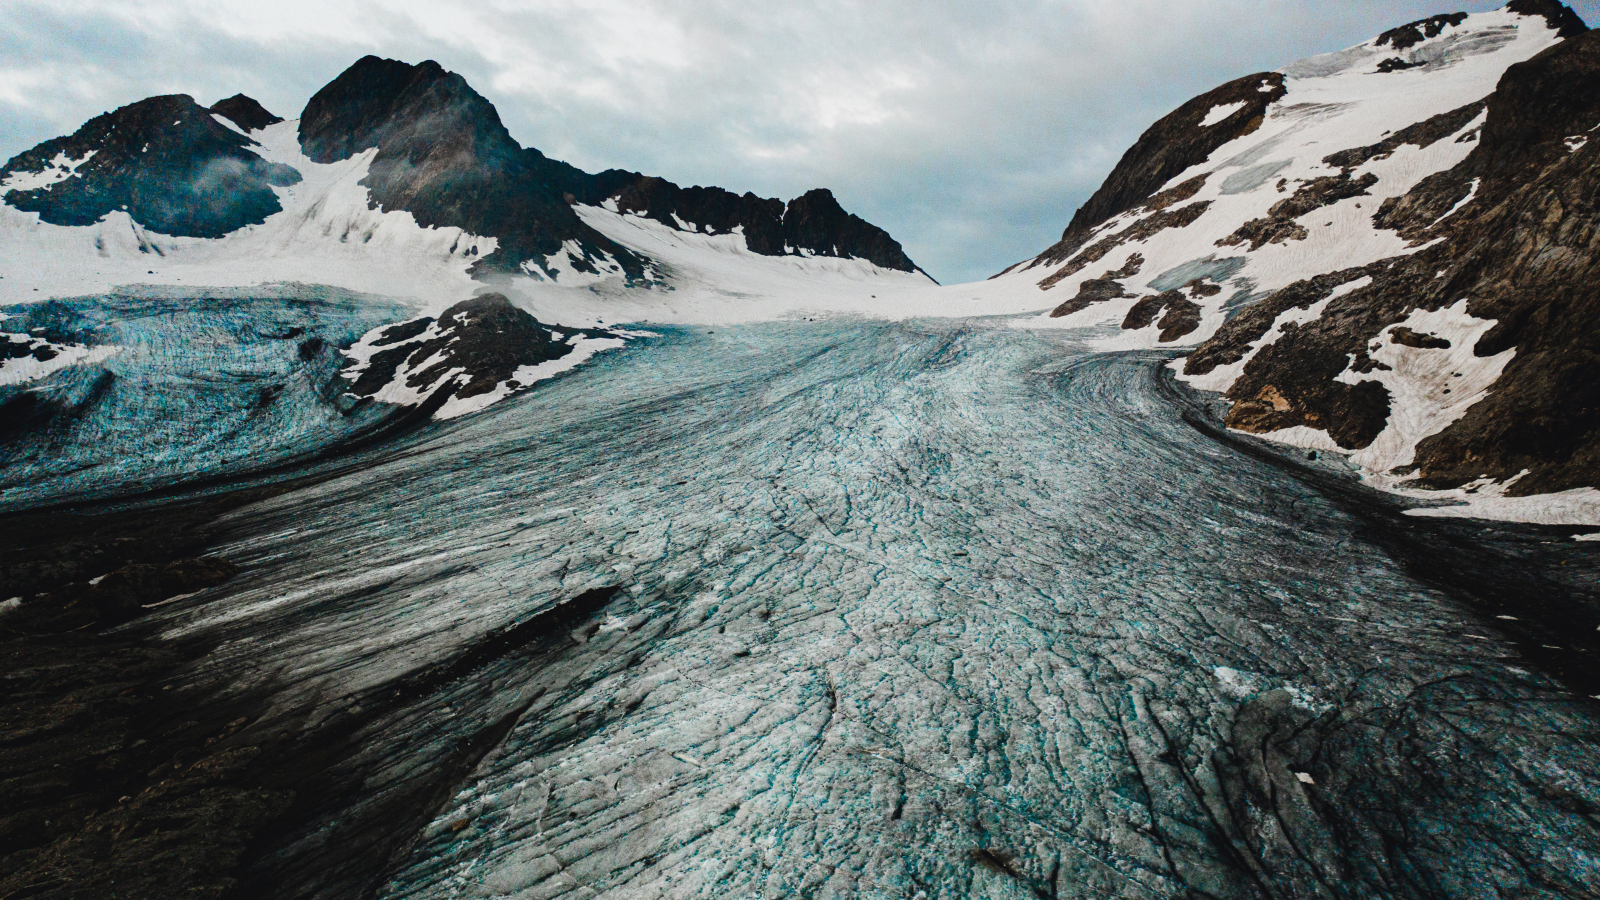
[117,320,1600,900]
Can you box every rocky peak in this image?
[781,188,922,274]
[1,93,301,238]
[1506,0,1589,37]
[564,169,925,275]
[342,293,619,413]
[210,95,283,133]
[299,56,647,281]
[1186,26,1600,500]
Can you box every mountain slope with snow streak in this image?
[1186,21,1600,525]
[977,4,1572,343]
[960,2,1599,526]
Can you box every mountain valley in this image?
[3,4,1600,899]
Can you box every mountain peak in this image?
[210,94,284,133]
[0,93,300,238]
[1505,0,1589,37]
[298,55,646,280]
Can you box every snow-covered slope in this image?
[0,59,935,503]
[0,120,491,312]
[949,2,1600,526]
[967,4,1570,341]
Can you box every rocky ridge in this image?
[1,56,925,289]
[297,57,651,283]
[339,293,625,420]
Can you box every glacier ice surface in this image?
[128,321,1600,899]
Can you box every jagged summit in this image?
[565,174,927,276]
[298,55,647,282]
[210,94,284,133]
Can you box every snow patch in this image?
[1405,484,1600,526]
[1213,666,1263,699]
[1431,177,1481,226]
[1339,299,1514,475]
[2,150,97,192]
[1201,101,1250,128]
[0,598,20,616]
[211,114,251,137]
[0,336,121,386]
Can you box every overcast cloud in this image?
[2,0,1595,284]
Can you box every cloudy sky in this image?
[2,1,1595,284]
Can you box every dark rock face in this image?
[209,95,283,133]
[1185,267,1378,380]
[1188,27,1600,494]
[1506,0,1590,37]
[560,168,926,275]
[1122,290,1203,342]
[1391,327,1452,349]
[1,95,302,238]
[1049,254,1142,318]
[4,334,65,364]
[599,175,787,254]
[1376,13,1470,51]
[298,56,924,281]
[299,56,647,281]
[781,188,922,273]
[1026,73,1287,272]
[1377,57,1424,73]
[345,293,612,405]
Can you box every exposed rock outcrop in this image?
[209,95,284,133]
[0,95,302,238]
[558,171,926,274]
[342,293,617,408]
[1376,13,1470,51]
[1507,0,1590,37]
